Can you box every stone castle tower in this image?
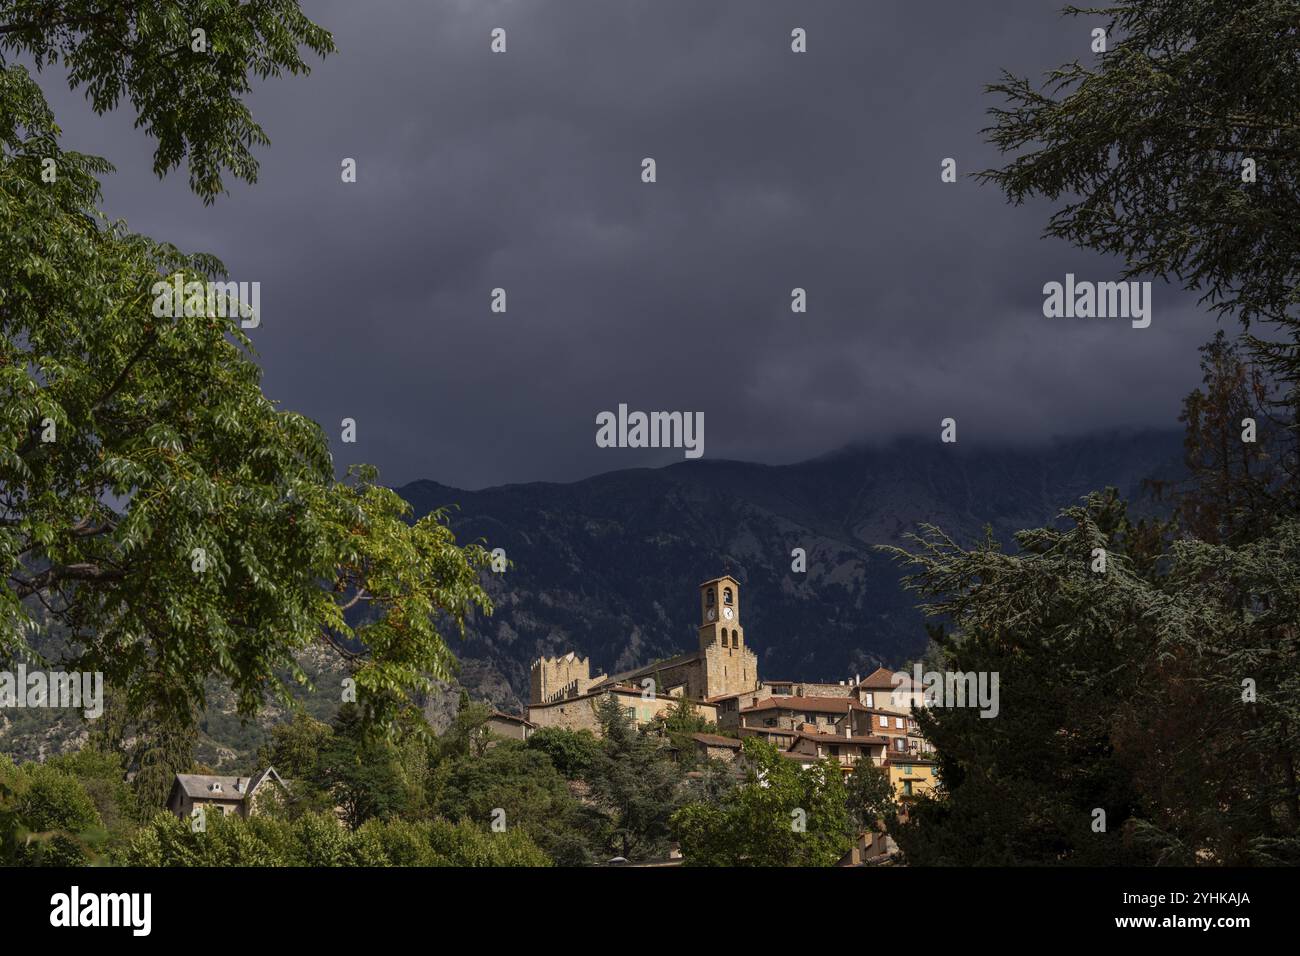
[529,652,603,705]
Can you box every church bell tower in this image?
[699,575,743,652]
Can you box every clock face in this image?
[706,608,716,621]
[723,606,734,620]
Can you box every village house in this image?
[785,729,890,772]
[688,732,743,762]
[483,710,534,742]
[854,665,928,714]
[166,767,289,821]
[883,756,939,799]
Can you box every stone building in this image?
[166,767,289,821]
[528,682,718,734]
[484,710,534,742]
[528,575,758,730]
[688,732,743,763]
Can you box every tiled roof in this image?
[883,756,937,768]
[489,710,535,727]
[691,733,742,749]
[780,751,822,763]
[742,696,864,714]
[857,666,901,690]
[174,774,250,800]
[173,767,288,802]
[795,731,889,746]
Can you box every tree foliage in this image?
[979,0,1300,403]
[119,810,551,867]
[0,0,336,203]
[882,492,1300,864]
[0,2,493,736]
[672,738,855,866]
[582,693,688,861]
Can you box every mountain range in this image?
[399,428,1186,712]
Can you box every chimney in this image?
[843,723,852,739]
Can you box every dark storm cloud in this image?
[43,0,1220,488]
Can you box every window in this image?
[879,715,888,728]
[706,588,715,606]
[830,745,840,756]
[895,717,904,729]
[723,587,733,605]
[864,693,874,708]
[901,764,912,774]
[903,781,913,796]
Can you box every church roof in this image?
[698,574,740,588]
[590,650,702,690]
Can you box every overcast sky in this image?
[43,0,1221,489]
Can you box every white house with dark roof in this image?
[166,767,289,820]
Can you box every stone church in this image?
[528,575,759,731]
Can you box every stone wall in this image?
[702,642,758,698]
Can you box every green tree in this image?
[128,709,198,815]
[882,486,1300,864]
[258,712,333,779]
[584,693,686,861]
[0,760,104,865]
[0,1,493,741]
[526,726,602,779]
[429,739,599,865]
[422,817,552,867]
[979,0,1300,418]
[846,757,896,833]
[671,738,855,866]
[430,690,497,763]
[43,746,138,850]
[314,704,419,829]
[0,0,335,203]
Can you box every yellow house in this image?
[884,757,938,800]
